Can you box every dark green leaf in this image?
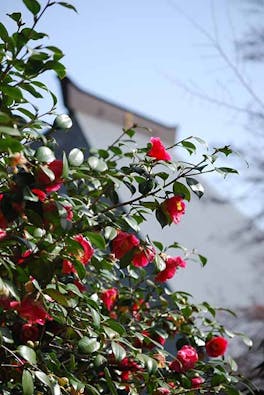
[186,177,204,198]
[104,367,118,395]
[217,167,238,174]
[0,126,21,136]
[105,319,126,336]
[78,337,100,354]
[18,345,37,365]
[35,371,52,388]
[138,179,155,195]
[22,370,34,395]
[111,341,126,362]
[7,12,22,23]
[198,254,207,267]
[173,181,191,201]
[217,145,233,156]
[0,137,23,152]
[182,140,196,154]
[23,0,41,15]
[155,206,169,228]
[57,2,78,12]
[0,23,9,42]
[86,232,105,250]
[1,85,23,101]
[86,384,101,395]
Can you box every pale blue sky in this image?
[1,1,263,158]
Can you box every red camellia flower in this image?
[31,188,47,202]
[132,245,156,267]
[37,159,64,192]
[20,323,40,343]
[62,259,76,274]
[111,231,140,259]
[155,256,186,283]
[74,234,94,265]
[0,228,7,240]
[17,249,32,265]
[12,297,52,325]
[101,288,118,311]
[169,345,198,373]
[64,204,73,221]
[147,137,172,161]
[205,336,228,357]
[191,376,205,389]
[162,195,185,224]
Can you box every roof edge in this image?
[60,77,178,132]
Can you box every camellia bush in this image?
[0,1,252,394]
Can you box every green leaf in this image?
[86,232,105,250]
[111,341,126,362]
[0,136,23,152]
[104,226,117,241]
[0,23,9,42]
[62,151,69,177]
[217,145,233,156]
[0,126,21,136]
[198,254,207,267]
[186,177,204,198]
[51,383,61,395]
[155,206,169,228]
[35,371,52,388]
[89,306,101,328]
[138,354,157,374]
[36,146,55,163]
[44,289,70,307]
[241,335,253,348]
[0,111,11,124]
[1,85,23,101]
[105,319,126,336]
[57,2,78,12]
[104,367,118,395]
[22,370,34,395]
[86,384,101,395]
[7,12,22,23]
[182,140,196,154]
[18,345,37,365]
[23,0,41,15]
[78,337,100,354]
[217,167,238,175]
[173,181,191,201]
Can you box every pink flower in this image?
[191,376,204,389]
[155,256,186,283]
[31,188,47,202]
[132,245,156,267]
[205,336,228,357]
[147,137,172,161]
[169,345,198,373]
[162,196,185,224]
[112,231,139,259]
[21,323,40,343]
[0,229,7,240]
[37,159,64,192]
[13,297,52,325]
[74,234,94,265]
[101,288,118,311]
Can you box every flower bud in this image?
[53,114,72,129]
